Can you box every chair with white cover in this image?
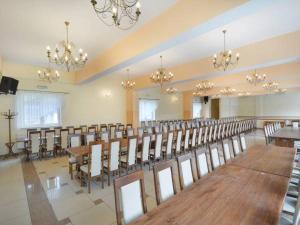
[85,133,95,145]
[114,170,147,225]
[190,128,197,150]
[27,131,41,160]
[197,127,203,147]
[162,131,174,159]
[239,133,247,152]
[174,130,183,156]
[203,126,209,147]
[293,122,299,128]
[177,153,196,190]
[209,143,221,170]
[54,126,62,136]
[80,125,87,133]
[137,134,151,170]
[109,125,117,139]
[103,138,121,186]
[183,129,190,152]
[40,128,50,138]
[100,131,109,143]
[57,128,69,155]
[194,148,210,179]
[153,160,177,205]
[232,136,241,157]
[127,128,134,137]
[115,130,123,139]
[120,136,138,174]
[43,130,56,157]
[80,141,104,193]
[66,126,74,134]
[68,134,81,179]
[150,133,163,167]
[88,126,96,133]
[222,139,232,163]
[100,124,107,132]
[264,125,270,145]
[137,127,144,139]
[279,187,300,225]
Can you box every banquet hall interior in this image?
[0,0,300,225]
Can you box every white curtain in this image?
[193,102,202,119]
[139,99,158,122]
[16,91,63,128]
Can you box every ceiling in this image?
[0,0,177,66]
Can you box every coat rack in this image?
[1,110,17,158]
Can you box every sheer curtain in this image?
[139,99,159,122]
[193,102,202,119]
[16,91,63,128]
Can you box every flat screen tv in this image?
[0,76,19,95]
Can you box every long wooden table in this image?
[131,145,295,225]
[269,127,300,147]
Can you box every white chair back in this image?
[154,133,163,159]
[223,141,231,162]
[179,159,194,188]
[166,132,173,155]
[293,122,299,128]
[158,167,175,202]
[197,127,203,146]
[175,130,182,153]
[196,150,209,177]
[101,131,109,143]
[121,180,144,224]
[60,130,69,149]
[142,135,150,161]
[128,137,137,166]
[115,130,123,139]
[184,129,190,150]
[110,140,120,171]
[91,143,102,177]
[232,137,241,156]
[30,132,40,154]
[85,133,95,145]
[210,145,220,170]
[46,131,55,151]
[240,134,247,151]
[127,128,134,137]
[191,128,197,148]
[137,127,144,138]
[70,135,81,147]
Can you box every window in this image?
[16,91,63,128]
[193,102,202,119]
[139,99,158,121]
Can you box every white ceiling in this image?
[114,0,300,78]
[0,0,177,67]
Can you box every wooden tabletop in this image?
[131,144,294,225]
[230,144,295,177]
[269,127,300,140]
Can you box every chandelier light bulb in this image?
[136,1,141,9]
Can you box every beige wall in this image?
[0,61,126,155]
[220,93,300,118]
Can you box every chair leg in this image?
[88,178,91,193]
[101,174,104,189]
[80,171,83,187]
[69,163,73,180]
[108,171,111,186]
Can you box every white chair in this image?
[27,131,41,159]
[120,136,138,173]
[222,139,232,163]
[127,128,134,137]
[177,153,195,190]
[162,132,173,159]
[100,131,109,143]
[195,148,209,178]
[190,128,197,150]
[115,130,123,139]
[137,134,151,170]
[80,141,103,193]
[103,139,120,186]
[85,133,95,145]
[197,127,203,147]
[44,130,56,157]
[137,127,144,139]
[232,136,241,156]
[67,126,74,134]
[174,130,183,156]
[150,133,163,165]
[183,129,190,152]
[209,143,221,170]
[293,122,299,128]
[153,160,177,205]
[114,170,147,225]
[68,134,81,179]
[239,133,247,152]
[59,129,69,154]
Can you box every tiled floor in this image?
[0,130,265,225]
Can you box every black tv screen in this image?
[0,76,19,95]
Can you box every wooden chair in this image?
[203,126,209,147]
[66,126,74,134]
[137,134,151,170]
[239,133,247,152]
[80,125,87,133]
[137,127,144,139]
[100,124,107,132]
[127,128,134,137]
[88,126,96,133]
[40,128,50,137]
[209,143,221,170]
[120,136,138,174]
[162,131,174,160]
[103,138,121,186]
[222,139,232,163]
[115,130,123,139]
[232,135,241,157]
[80,141,104,193]
[74,127,82,134]
[150,133,163,167]
[42,130,56,157]
[197,127,203,147]
[194,148,210,178]
[27,128,37,138]
[208,126,213,144]
[54,126,62,136]
[264,125,270,145]
[174,130,183,156]
[190,128,197,150]
[177,153,196,190]
[153,160,177,205]
[57,128,69,155]
[100,131,109,143]
[90,124,99,132]
[114,170,147,225]
[68,134,81,179]
[27,131,41,159]
[183,129,190,153]
[85,133,95,145]
[109,125,117,139]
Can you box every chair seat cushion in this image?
[69,156,77,164]
[120,155,127,163]
[103,160,108,168]
[80,165,88,174]
[137,152,141,159]
[150,149,155,155]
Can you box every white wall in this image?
[220,92,300,118]
[137,88,183,121]
[0,61,126,155]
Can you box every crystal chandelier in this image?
[246,69,266,86]
[220,87,236,95]
[274,88,287,93]
[238,91,251,96]
[91,0,141,30]
[195,80,214,93]
[46,21,88,72]
[263,81,279,91]
[213,30,240,71]
[37,68,60,83]
[121,69,136,89]
[166,87,177,94]
[193,91,204,96]
[150,56,174,88]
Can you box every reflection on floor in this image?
[0,130,265,225]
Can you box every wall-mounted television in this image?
[0,76,19,95]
